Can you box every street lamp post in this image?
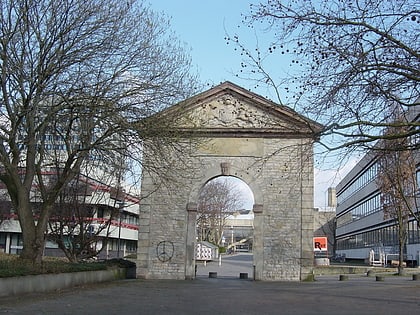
[231,225,234,253]
[117,203,123,258]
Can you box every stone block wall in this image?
[137,137,315,281]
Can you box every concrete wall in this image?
[0,268,126,297]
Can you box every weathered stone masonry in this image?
[137,82,322,281]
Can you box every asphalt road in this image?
[1,253,419,315]
[196,252,254,278]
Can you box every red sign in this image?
[313,237,328,251]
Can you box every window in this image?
[337,162,378,205]
[336,194,381,227]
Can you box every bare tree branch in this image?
[377,109,418,275]
[229,0,419,152]
[197,177,245,246]
[0,0,199,264]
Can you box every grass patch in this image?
[0,253,108,278]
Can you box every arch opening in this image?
[195,176,255,278]
[137,82,319,281]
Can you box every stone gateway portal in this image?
[137,82,322,281]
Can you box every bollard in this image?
[339,275,348,281]
[239,273,248,279]
[209,272,217,278]
[366,270,375,277]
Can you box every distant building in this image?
[313,208,336,258]
[223,210,254,252]
[196,241,218,261]
[1,114,140,260]
[0,173,139,259]
[335,105,420,266]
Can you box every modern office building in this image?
[335,105,420,266]
[0,173,139,260]
[223,209,254,252]
[1,117,141,260]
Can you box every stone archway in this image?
[136,82,322,281]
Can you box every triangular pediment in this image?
[160,82,322,138]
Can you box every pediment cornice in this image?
[158,82,323,138]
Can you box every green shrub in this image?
[0,254,107,278]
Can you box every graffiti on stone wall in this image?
[156,241,174,262]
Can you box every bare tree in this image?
[197,177,244,246]
[47,174,119,262]
[377,109,418,275]
[0,0,199,265]
[228,0,419,152]
[0,190,11,229]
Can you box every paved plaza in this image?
[0,254,419,314]
[195,252,254,279]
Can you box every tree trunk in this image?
[398,240,405,275]
[19,209,45,265]
[398,222,407,276]
[18,198,50,265]
[20,227,45,265]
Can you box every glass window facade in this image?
[337,220,420,250]
[0,233,6,252]
[9,233,23,255]
[336,194,381,227]
[126,240,137,253]
[336,106,420,263]
[337,162,378,205]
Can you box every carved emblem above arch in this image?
[159,81,323,138]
